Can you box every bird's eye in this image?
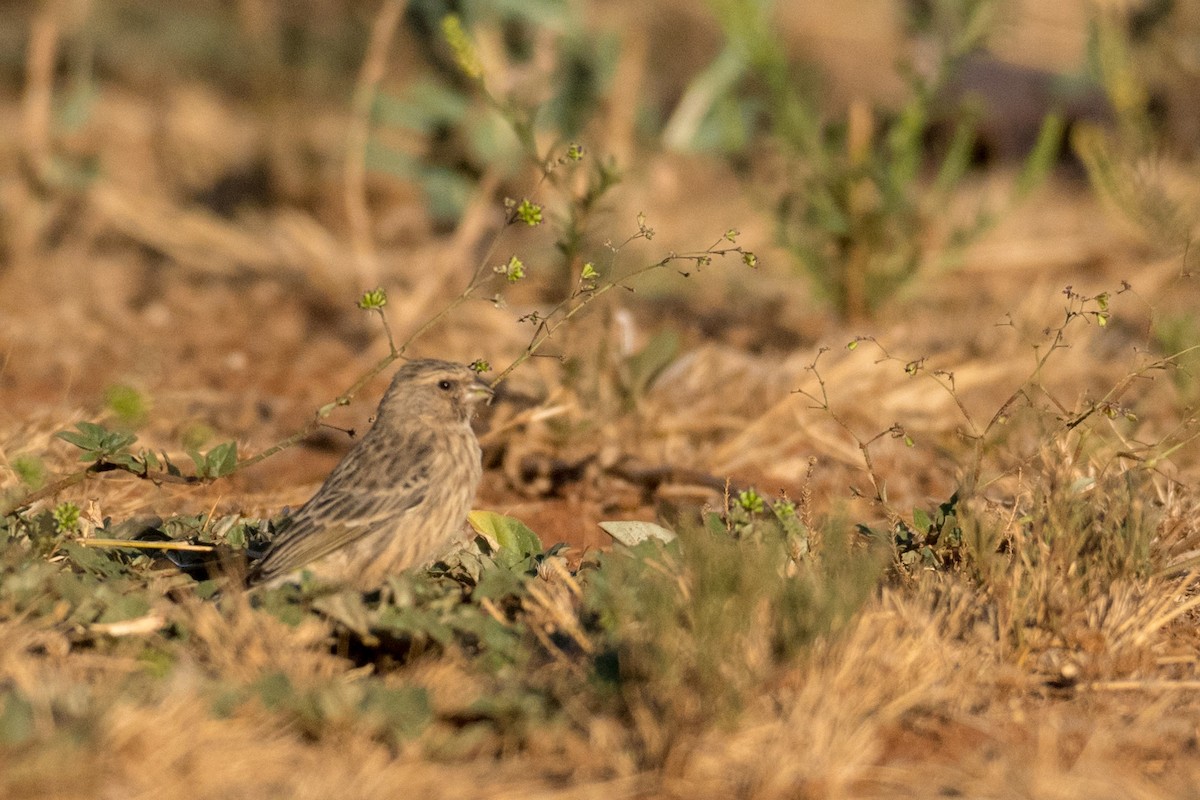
[437,379,452,391]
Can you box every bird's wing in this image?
[253,433,432,582]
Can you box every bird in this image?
[251,359,493,590]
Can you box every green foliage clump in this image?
[688,0,1061,319]
[868,492,965,571]
[60,421,237,480]
[52,502,82,534]
[370,4,617,223]
[582,519,883,756]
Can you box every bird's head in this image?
[377,359,493,424]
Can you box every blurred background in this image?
[2,0,1199,543]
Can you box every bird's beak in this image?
[468,380,495,406]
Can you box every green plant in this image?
[877,492,965,571]
[368,3,617,224]
[582,518,883,765]
[0,422,238,517]
[694,0,1061,319]
[51,501,81,534]
[711,486,812,560]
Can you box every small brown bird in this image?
[253,359,492,589]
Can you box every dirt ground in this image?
[3,2,1200,798]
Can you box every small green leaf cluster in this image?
[494,255,526,283]
[713,487,810,558]
[513,199,542,226]
[0,514,159,627]
[868,492,965,571]
[187,441,238,480]
[56,421,137,463]
[357,287,388,310]
[52,502,81,533]
[54,421,238,480]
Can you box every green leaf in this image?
[912,507,932,532]
[195,580,220,600]
[96,593,151,624]
[61,542,125,578]
[98,429,136,453]
[105,452,142,473]
[467,511,543,560]
[442,13,482,80]
[11,454,46,489]
[313,590,377,643]
[472,564,528,602]
[57,422,137,459]
[224,524,246,549]
[76,421,108,440]
[932,104,980,195]
[56,429,99,451]
[257,586,306,626]
[206,442,239,478]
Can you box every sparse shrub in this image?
[371,3,617,225]
[696,0,1061,319]
[581,518,883,763]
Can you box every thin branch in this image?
[1,460,205,517]
[492,243,750,385]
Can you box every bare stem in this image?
[1,460,207,517]
[493,243,749,385]
[344,0,407,288]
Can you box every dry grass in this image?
[3,2,1200,798]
